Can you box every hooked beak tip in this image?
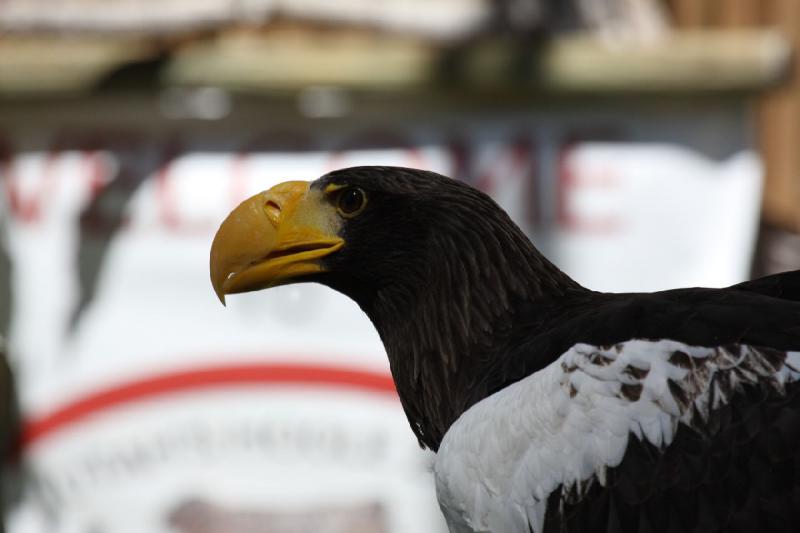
[210,254,230,306]
[216,290,227,306]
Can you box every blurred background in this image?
[0,0,798,531]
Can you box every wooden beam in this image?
[535,29,789,92]
[164,28,791,93]
[0,36,155,94]
[164,28,437,91]
[758,0,800,230]
[717,0,761,28]
[0,28,791,96]
[671,0,708,28]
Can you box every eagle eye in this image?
[337,187,366,217]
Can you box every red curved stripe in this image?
[21,363,398,450]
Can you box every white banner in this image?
[0,104,761,532]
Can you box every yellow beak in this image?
[210,180,344,304]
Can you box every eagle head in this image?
[210,165,579,448]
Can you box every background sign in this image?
[0,99,761,532]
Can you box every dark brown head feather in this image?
[312,166,583,449]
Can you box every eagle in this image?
[210,166,800,533]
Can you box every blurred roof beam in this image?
[534,30,791,92]
[0,28,790,96]
[165,28,791,93]
[0,36,157,95]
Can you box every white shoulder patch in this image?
[433,340,800,533]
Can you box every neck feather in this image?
[368,209,582,450]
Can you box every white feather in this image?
[433,340,800,533]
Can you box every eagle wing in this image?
[542,341,800,533]
[734,269,800,302]
[435,339,800,533]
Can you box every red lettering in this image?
[473,134,540,227]
[1,137,61,224]
[59,130,145,235]
[557,131,624,234]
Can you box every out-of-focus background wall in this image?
[0,0,797,532]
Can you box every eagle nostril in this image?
[264,199,281,227]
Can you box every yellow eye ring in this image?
[336,187,367,217]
